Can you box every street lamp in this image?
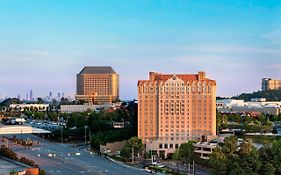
[84,125,88,145]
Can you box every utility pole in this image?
[193,161,195,175]
[88,130,91,150]
[60,127,63,143]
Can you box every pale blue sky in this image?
[0,0,281,100]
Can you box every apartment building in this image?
[138,71,216,158]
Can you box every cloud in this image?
[262,30,281,46]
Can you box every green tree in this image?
[39,169,46,175]
[172,149,180,160]
[259,163,276,175]
[222,135,238,154]
[227,155,245,175]
[209,147,227,175]
[9,170,18,175]
[66,116,76,128]
[120,144,131,159]
[272,140,281,174]
[127,137,143,156]
[178,141,196,164]
[259,146,274,165]
[239,147,261,175]
[76,115,86,128]
[239,139,253,155]
[36,97,44,104]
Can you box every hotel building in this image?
[75,66,119,104]
[262,78,281,91]
[138,71,216,158]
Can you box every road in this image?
[161,161,210,175]
[1,134,148,175]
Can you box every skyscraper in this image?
[49,91,53,101]
[75,66,119,104]
[30,90,33,101]
[138,71,216,158]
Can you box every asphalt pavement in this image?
[1,134,148,175]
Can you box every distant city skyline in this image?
[0,0,281,100]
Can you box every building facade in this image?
[75,66,119,104]
[138,72,216,157]
[217,98,281,116]
[262,78,281,91]
[60,105,95,113]
[9,104,49,111]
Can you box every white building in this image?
[217,98,281,115]
[9,104,49,111]
[216,99,245,108]
[60,105,95,113]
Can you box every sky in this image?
[0,0,281,100]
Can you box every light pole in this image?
[84,126,88,146]
[89,130,91,150]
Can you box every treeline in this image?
[91,128,132,149]
[210,136,281,175]
[52,101,138,144]
[232,90,281,101]
[0,146,37,167]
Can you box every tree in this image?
[172,149,180,160]
[9,170,18,175]
[259,146,274,165]
[222,135,238,154]
[239,147,261,174]
[36,97,44,104]
[178,141,196,164]
[259,163,276,175]
[227,155,245,175]
[127,137,143,156]
[39,169,46,175]
[120,144,131,159]
[272,140,281,174]
[76,115,86,128]
[66,116,76,128]
[239,139,253,155]
[209,147,227,175]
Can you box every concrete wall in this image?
[100,140,127,156]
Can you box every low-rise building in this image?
[60,105,95,113]
[60,103,123,113]
[9,104,49,111]
[194,142,217,160]
[217,98,281,116]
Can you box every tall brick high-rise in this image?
[75,66,119,104]
[138,71,216,158]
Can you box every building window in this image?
[164,144,168,149]
[175,144,179,149]
[159,144,163,149]
[170,144,173,149]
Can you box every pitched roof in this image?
[78,66,117,74]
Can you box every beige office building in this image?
[138,72,216,158]
[76,66,119,104]
[262,78,281,91]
